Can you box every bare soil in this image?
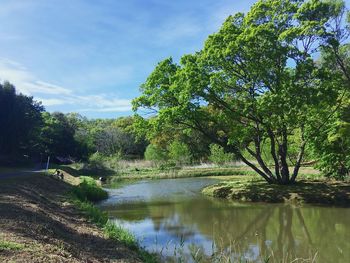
[0,173,142,263]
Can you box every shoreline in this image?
[202,177,350,207]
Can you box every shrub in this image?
[104,152,122,170]
[88,152,106,169]
[72,177,108,202]
[209,144,234,165]
[144,144,168,163]
[168,140,192,165]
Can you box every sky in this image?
[1,0,346,119]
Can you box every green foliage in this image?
[168,140,192,165]
[144,144,168,163]
[209,144,234,165]
[311,99,350,179]
[0,82,44,160]
[88,152,107,170]
[72,176,108,202]
[0,85,149,165]
[40,112,82,158]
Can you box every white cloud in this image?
[0,58,72,95]
[0,58,132,113]
[36,98,67,106]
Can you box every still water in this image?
[98,178,350,262]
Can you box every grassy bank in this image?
[202,176,350,206]
[69,176,158,263]
[53,163,321,184]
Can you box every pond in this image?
[98,178,350,262]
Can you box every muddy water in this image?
[99,178,350,262]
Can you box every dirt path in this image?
[0,174,142,263]
[0,170,40,180]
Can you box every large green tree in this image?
[0,82,44,160]
[133,0,346,184]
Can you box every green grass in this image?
[73,199,108,226]
[0,240,25,251]
[103,221,137,248]
[115,167,257,180]
[72,176,108,202]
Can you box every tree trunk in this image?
[278,130,290,184]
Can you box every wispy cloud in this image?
[0,58,132,113]
[0,58,72,95]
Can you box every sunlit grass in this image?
[0,240,25,251]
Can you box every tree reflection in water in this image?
[103,180,350,263]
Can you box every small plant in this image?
[144,144,168,164]
[88,152,106,169]
[72,177,108,202]
[104,221,137,248]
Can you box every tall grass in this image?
[151,237,318,263]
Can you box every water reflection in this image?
[100,178,350,262]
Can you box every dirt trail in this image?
[0,174,142,263]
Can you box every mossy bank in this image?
[202,177,350,206]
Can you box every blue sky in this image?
[0,0,346,118]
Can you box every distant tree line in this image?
[0,83,148,165]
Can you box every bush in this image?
[104,152,122,170]
[88,152,106,169]
[168,140,192,165]
[209,144,234,165]
[72,177,108,202]
[144,144,168,163]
